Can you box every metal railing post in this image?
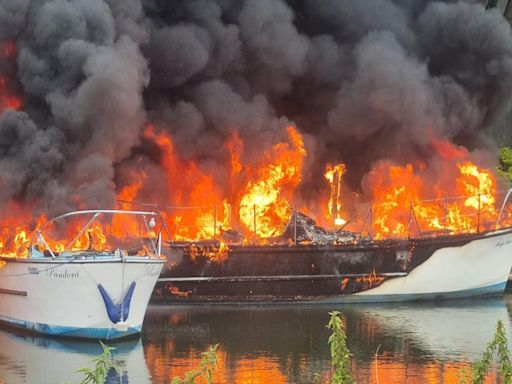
[293,207,297,245]
[408,202,412,240]
[370,203,373,240]
[213,205,217,240]
[253,204,257,245]
[443,197,447,237]
[495,188,512,229]
[477,193,481,233]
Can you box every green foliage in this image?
[327,311,354,384]
[64,341,120,384]
[466,320,512,384]
[458,320,512,384]
[171,344,219,384]
[497,147,512,185]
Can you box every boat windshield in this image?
[30,210,168,259]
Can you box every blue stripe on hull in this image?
[0,315,141,340]
[313,281,508,304]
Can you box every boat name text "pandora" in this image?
[46,269,80,279]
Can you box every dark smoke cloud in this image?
[1,0,148,215]
[1,0,512,218]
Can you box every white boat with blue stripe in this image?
[0,209,166,340]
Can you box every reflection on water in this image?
[1,297,512,383]
[141,298,512,384]
[0,329,150,384]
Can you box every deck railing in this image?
[116,188,512,244]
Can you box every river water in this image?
[1,296,512,384]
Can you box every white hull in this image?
[353,228,512,300]
[0,257,164,339]
[313,228,512,303]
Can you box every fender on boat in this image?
[98,281,136,323]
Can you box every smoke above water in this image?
[1,0,512,220]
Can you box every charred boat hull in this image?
[153,228,512,303]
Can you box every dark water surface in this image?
[2,296,512,383]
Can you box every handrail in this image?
[33,209,164,259]
[495,188,512,230]
[44,209,159,227]
[63,213,100,253]
[115,188,512,243]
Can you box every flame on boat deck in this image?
[0,38,509,258]
[0,103,509,259]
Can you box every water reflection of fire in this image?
[142,338,501,384]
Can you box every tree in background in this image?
[498,147,512,185]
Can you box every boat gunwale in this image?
[0,256,166,264]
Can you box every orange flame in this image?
[143,124,230,241]
[324,163,347,227]
[0,115,507,257]
[366,154,499,239]
[356,269,385,290]
[239,126,306,239]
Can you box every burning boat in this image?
[153,190,512,304]
[0,210,165,339]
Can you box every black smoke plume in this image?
[1,0,512,219]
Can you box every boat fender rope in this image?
[97,281,136,324]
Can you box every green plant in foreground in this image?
[327,311,354,384]
[66,341,120,384]
[464,320,512,384]
[171,344,219,384]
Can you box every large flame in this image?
[0,113,507,257]
[365,153,499,239]
[143,124,230,241]
[324,163,347,227]
[239,126,306,239]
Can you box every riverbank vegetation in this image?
[70,312,512,384]
[498,147,512,185]
[170,344,219,384]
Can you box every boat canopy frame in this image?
[31,209,170,259]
